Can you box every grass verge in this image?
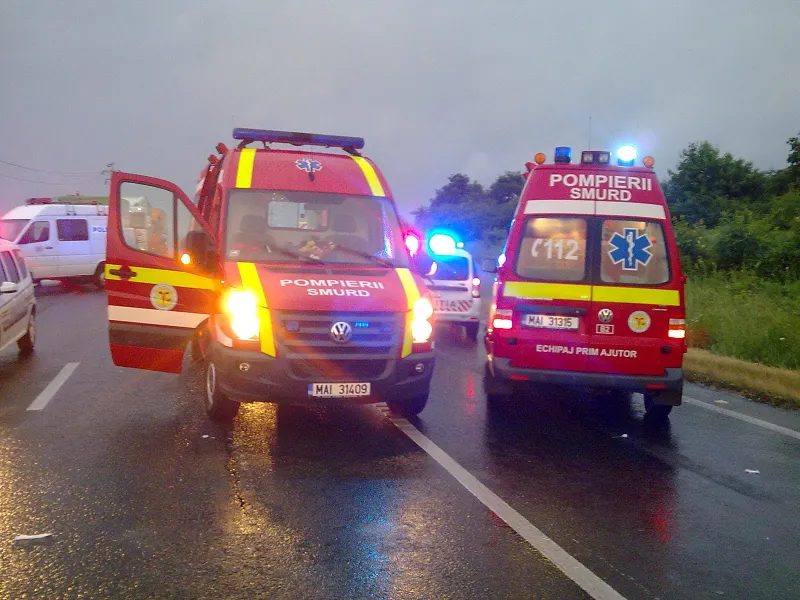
[684,348,800,410]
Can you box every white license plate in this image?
[308,382,371,398]
[523,314,579,330]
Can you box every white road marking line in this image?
[684,396,800,441]
[26,363,80,411]
[376,403,627,600]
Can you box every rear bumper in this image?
[210,342,434,405]
[490,357,683,404]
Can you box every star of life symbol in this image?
[608,228,652,271]
[295,158,322,173]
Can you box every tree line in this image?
[412,134,800,281]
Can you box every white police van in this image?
[0,239,36,358]
[423,234,482,341]
[0,198,108,288]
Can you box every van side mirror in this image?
[0,281,18,294]
[481,259,497,274]
[182,230,216,272]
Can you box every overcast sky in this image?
[1,0,798,218]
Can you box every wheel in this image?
[483,362,513,406]
[644,393,673,422]
[17,310,36,355]
[93,263,106,289]
[205,360,240,422]
[387,395,428,418]
[464,322,479,342]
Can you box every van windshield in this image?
[225,190,409,268]
[0,219,28,242]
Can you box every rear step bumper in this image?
[491,358,683,404]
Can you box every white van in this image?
[0,199,108,288]
[424,243,482,341]
[0,239,36,357]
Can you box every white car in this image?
[0,199,108,288]
[426,245,482,341]
[0,239,36,357]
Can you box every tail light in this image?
[471,277,481,298]
[492,309,513,330]
[668,318,686,339]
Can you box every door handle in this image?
[45,246,54,250]
[109,267,137,280]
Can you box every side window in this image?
[515,217,588,282]
[600,220,670,285]
[1,252,20,283]
[18,221,50,244]
[12,250,29,279]
[120,182,200,260]
[57,219,89,241]
[0,253,7,282]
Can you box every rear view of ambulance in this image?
[103,128,436,422]
[483,147,686,421]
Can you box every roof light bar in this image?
[232,128,365,150]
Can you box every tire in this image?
[93,263,106,289]
[464,322,479,342]
[205,359,240,422]
[483,362,513,407]
[387,395,428,418]
[644,393,673,422]
[17,310,36,355]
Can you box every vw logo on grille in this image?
[330,321,353,343]
[598,309,614,323]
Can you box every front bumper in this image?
[210,342,435,405]
[490,357,683,404]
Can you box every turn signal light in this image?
[471,277,481,298]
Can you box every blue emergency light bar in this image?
[232,128,365,150]
[616,145,637,167]
[554,147,572,164]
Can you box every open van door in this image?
[106,172,218,373]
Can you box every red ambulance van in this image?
[483,147,686,420]
[105,129,436,421]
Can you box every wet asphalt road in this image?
[1,284,799,600]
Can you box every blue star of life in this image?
[295,158,322,173]
[608,228,653,270]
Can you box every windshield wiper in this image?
[265,244,325,265]
[328,244,394,268]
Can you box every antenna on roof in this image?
[588,116,592,150]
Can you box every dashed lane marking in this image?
[26,363,80,411]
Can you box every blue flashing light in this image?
[232,128,365,150]
[554,146,572,164]
[456,241,465,249]
[354,321,370,329]
[617,145,637,166]
[428,233,457,256]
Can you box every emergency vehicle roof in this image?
[221,148,392,198]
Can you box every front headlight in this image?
[413,297,434,320]
[225,290,260,340]
[410,297,434,343]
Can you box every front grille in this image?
[290,359,388,380]
[274,311,403,359]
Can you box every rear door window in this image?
[600,220,670,285]
[1,251,20,283]
[430,256,470,281]
[12,250,28,279]
[515,217,588,282]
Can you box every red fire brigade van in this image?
[483,146,686,421]
[105,129,436,421]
